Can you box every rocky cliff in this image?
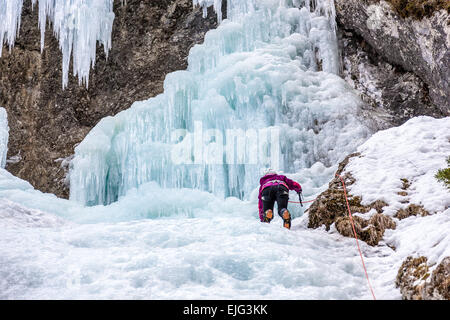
[336,0,449,127]
[0,0,220,198]
[330,1,449,299]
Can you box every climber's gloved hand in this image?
[297,191,303,207]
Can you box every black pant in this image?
[261,184,289,217]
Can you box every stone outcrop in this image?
[307,153,396,246]
[396,256,450,300]
[0,0,221,198]
[336,0,449,127]
[395,204,430,220]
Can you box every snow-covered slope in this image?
[333,116,450,298]
[347,116,450,218]
[69,0,371,207]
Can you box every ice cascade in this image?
[69,0,371,206]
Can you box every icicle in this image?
[192,0,224,22]
[1,0,115,89]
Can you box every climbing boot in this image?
[263,209,273,223]
[282,209,291,229]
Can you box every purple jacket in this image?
[258,174,302,221]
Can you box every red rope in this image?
[336,173,377,300]
[288,175,377,299]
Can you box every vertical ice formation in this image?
[197,0,339,72]
[0,0,23,53]
[0,0,115,88]
[70,0,371,206]
[0,107,9,169]
[193,0,224,22]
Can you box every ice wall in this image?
[70,0,371,206]
[0,107,8,168]
[0,0,115,88]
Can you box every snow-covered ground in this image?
[347,116,450,218]
[1,115,449,299]
[0,207,379,299]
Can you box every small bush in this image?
[385,0,450,19]
[435,156,450,190]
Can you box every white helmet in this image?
[262,168,277,176]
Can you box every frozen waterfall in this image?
[69,0,371,206]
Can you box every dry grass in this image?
[384,0,450,19]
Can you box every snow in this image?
[0,148,379,299]
[0,154,379,299]
[0,210,381,299]
[1,114,446,300]
[0,198,67,228]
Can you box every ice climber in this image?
[258,169,303,230]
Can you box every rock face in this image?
[396,256,450,300]
[0,0,220,198]
[336,0,449,126]
[307,153,396,246]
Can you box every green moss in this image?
[385,0,450,19]
[435,156,450,190]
